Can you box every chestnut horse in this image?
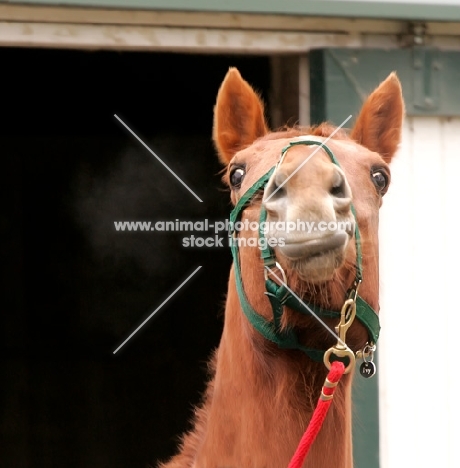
[159,68,404,468]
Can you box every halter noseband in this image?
[229,139,380,366]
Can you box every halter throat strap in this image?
[229,139,380,362]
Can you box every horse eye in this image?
[371,170,389,194]
[230,167,245,188]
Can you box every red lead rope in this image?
[287,361,346,468]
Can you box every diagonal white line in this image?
[264,266,350,351]
[114,114,203,203]
[113,266,202,354]
[264,115,352,203]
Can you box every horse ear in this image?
[350,72,404,164]
[213,68,269,165]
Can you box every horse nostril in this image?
[264,180,286,202]
[264,171,287,202]
[275,171,288,188]
[330,171,348,199]
[330,182,345,198]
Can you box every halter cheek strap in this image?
[229,140,380,363]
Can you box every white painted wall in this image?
[379,116,460,468]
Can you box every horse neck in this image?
[205,259,354,468]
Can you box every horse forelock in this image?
[256,123,350,143]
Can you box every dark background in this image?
[0,48,271,468]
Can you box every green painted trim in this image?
[3,0,460,22]
[310,50,327,126]
[352,353,380,468]
[310,48,460,121]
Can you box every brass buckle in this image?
[323,298,357,374]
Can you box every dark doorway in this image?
[0,48,271,468]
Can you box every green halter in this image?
[229,139,380,362]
